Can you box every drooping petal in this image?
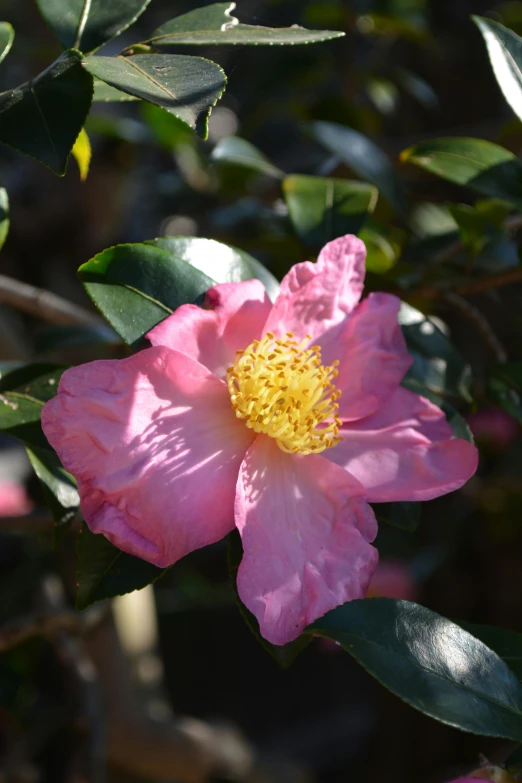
[42,346,255,567]
[235,436,378,646]
[147,279,272,379]
[321,292,413,421]
[326,387,478,502]
[264,235,366,343]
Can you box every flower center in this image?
[227,331,342,455]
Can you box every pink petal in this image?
[0,482,33,517]
[326,387,478,502]
[235,436,378,646]
[42,346,255,567]
[264,235,366,342]
[147,280,271,379]
[321,292,413,421]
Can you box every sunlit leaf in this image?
[148,2,345,46]
[84,54,226,138]
[0,22,14,64]
[0,188,9,251]
[473,17,522,123]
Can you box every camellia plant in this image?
[5,0,522,780]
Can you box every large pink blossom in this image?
[41,235,478,645]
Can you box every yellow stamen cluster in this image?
[227,332,342,455]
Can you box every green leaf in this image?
[373,501,421,532]
[0,50,93,175]
[34,324,120,353]
[148,3,345,47]
[487,362,522,423]
[0,364,65,449]
[0,188,9,251]
[76,524,167,610]
[399,302,473,402]
[71,127,91,181]
[26,445,79,529]
[146,236,281,302]
[473,17,522,124]
[78,243,215,347]
[311,599,522,739]
[227,530,310,668]
[401,137,522,208]
[0,22,14,64]
[211,136,284,179]
[35,0,151,54]
[458,621,522,681]
[283,175,377,253]
[92,79,139,101]
[359,227,400,273]
[308,121,406,214]
[84,54,226,138]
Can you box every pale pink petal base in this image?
[327,387,479,502]
[264,235,366,342]
[147,279,271,379]
[235,436,378,646]
[42,346,255,567]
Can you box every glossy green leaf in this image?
[76,524,167,610]
[401,138,522,207]
[0,188,9,251]
[0,50,93,175]
[373,502,421,532]
[473,17,522,123]
[458,621,522,681]
[0,364,65,450]
[26,445,79,529]
[308,121,406,214]
[211,136,284,179]
[148,3,344,46]
[35,0,151,54]
[283,175,377,252]
[399,302,473,402]
[227,530,310,668]
[78,243,215,347]
[146,236,281,302]
[359,227,399,273]
[92,79,139,101]
[311,599,522,739]
[84,55,226,138]
[0,22,14,64]
[487,362,522,424]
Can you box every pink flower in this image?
[366,559,419,601]
[0,482,33,517]
[41,236,478,645]
[467,407,519,449]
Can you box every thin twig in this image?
[0,275,102,326]
[0,606,107,653]
[443,292,507,363]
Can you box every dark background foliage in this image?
[2,1,522,782]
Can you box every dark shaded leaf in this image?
[84,54,226,138]
[35,0,151,54]
[26,446,79,529]
[148,3,344,46]
[0,22,14,64]
[399,302,473,402]
[78,243,214,347]
[401,137,522,208]
[373,502,421,532]
[92,79,139,101]
[0,50,93,175]
[76,524,167,610]
[34,324,121,353]
[473,17,522,123]
[311,599,522,739]
[487,362,522,423]
[0,188,9,250]
[308,121,406,214]
[283,175,377,252]
[211,136,284,179]
[147,236,281,301]
[227,530,310,668]
[0,364,66,449]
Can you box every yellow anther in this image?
[226,331,342,455]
